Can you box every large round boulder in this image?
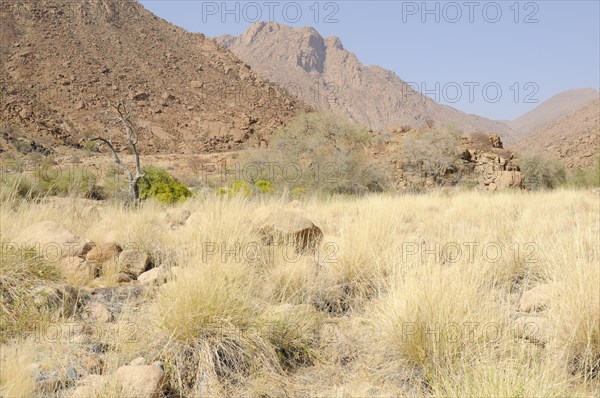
[254,208,323,253]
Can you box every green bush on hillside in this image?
[138,166,192,204]
[230,180,252,197]
[520,152,567,190]
[216,179,276,197]
[255,179,274,194]
[242,111,390,195]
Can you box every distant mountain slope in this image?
[513,98,599,169]
[216,22,515,140]
[0,0,303,155]
[510,88,599,138]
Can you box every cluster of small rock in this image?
[18,220,160,285]
[512,283,558,345]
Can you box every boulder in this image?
[32,284,79,317]
[57,256,98,285]
[497,170,523,189]
[132,92,149,101]
[254,209,323,253]
[115,363,166,398]
[78,354,104,375]
[19,221,93,259]
[129,357,147,366]
[164,208,191,228]
[138,267,169,286]
[118,250,149,277]
[82,301,114,323]
[519,283,556,312]
[69,375,106,398]
[86,242,122,264]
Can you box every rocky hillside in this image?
[509,88,599,138]
[513,98,599,169]
[0,0,304,155]
[217,22,515,140]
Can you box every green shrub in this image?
[255,179,274,194]
[230,180,252,197]
[520,152,567,190]
[215,180,273,197]
[242,111,390,195]
[216,186,230,196]
[33,165,101,198]
[138,166,192,204]
[290,187,308,197]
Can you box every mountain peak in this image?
[217,22,514,138]
[325,36,343,50]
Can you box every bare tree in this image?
[89,101,145,204]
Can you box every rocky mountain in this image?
[513,98,599,169]
[0,0,304,156]
[216,22,515,140]
[509,88,599,138]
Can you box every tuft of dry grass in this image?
[0,341,37,398]
[549,259,600,381]
[368,264,510,390]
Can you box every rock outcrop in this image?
[460,134,524,190]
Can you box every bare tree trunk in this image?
[89,101,145,205]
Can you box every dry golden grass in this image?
[1,187,599,397]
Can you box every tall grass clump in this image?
[548,259,600,381]
[157,262,280,394]
[0,341,37,397]
[369,265,509,390]
[566,155,600,188]
[0,245,63,343]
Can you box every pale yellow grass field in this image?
[1,189,598,397]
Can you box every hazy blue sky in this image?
[139,1,600,120]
